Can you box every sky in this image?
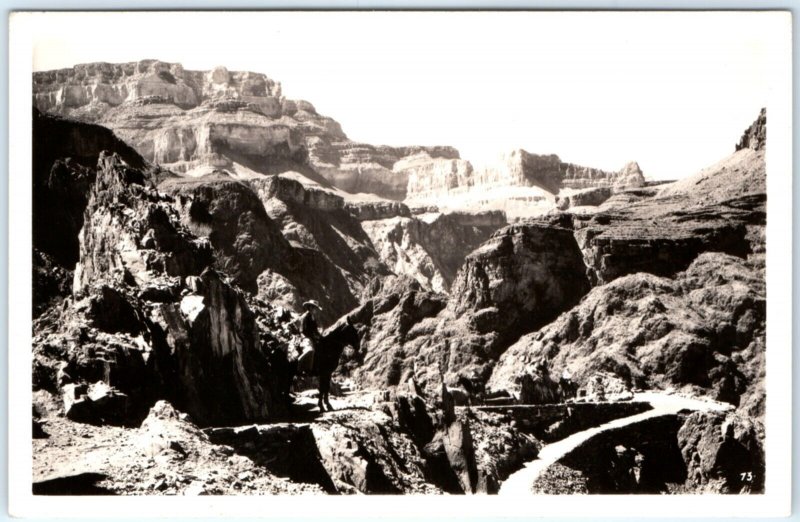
[28,11,787,180]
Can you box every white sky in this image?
[29,11,786,180]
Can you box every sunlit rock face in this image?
[33,60,465,200]
[403,149,645,219]
[362,210,507,293]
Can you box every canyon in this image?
[31,60,767,496]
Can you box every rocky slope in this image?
[489,252,765,415]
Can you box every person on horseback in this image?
[298,300,322,373]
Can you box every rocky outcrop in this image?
[401,153,475,200]
[345,280,448,387]
[250,177,389,323]
[404,149,645,209]
[736,108,766,152]
[489,253,765,413]
[158,174,293,293]
[449,223,591,339]
[252,173,344,211]
[677,410,765,493]
[156,170,390,323]
[73,153,213,295]
[348,221,590,397]
[309,141,461,201]
[32,108,156,270]
[571,202,756,285]
[345,200,412,221]
[34,151,312,426]
[555,187,613,210]
[362,210,507,293]
[149,268,286,426]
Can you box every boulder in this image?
[63,381,130,426]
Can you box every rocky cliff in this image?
[36,151,299,426]
[34,60,647,210]
[33,60,462,200]
[404,149,645,211]
[489,253,765,414]
[30,65,769,496]
[362,210,507,293]
[347,221,591,397]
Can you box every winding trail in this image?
[498,392,732,495]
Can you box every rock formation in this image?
[362,210,507,293]
[555,187,613,210]
[33,60,464,200]
[489,252,765,415]
[348,221,591,397]
[735,108,766,152]
[34,151,301,426]
[33,60,645,209]
[403,149,645,218]
[677,410,765,493]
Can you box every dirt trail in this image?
[497,392,732,495]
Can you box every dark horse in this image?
[287,316,360,413]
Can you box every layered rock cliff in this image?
[33,60,464,200]
[403,149,645,218]
[34,60,646,210]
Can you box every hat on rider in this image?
[302,300,322,311]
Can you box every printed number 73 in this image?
[740,472,753,482]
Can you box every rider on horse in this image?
[298,300,322,373]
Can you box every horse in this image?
[289,316,361,413]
